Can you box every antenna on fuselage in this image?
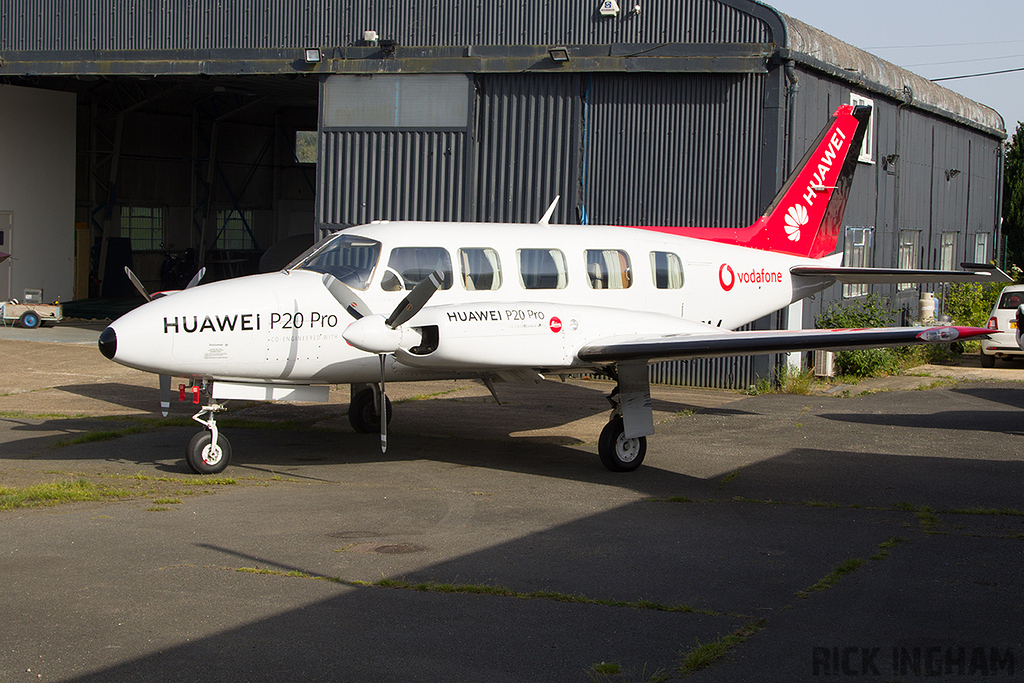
[537,196,560,225]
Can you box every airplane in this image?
[97,104,1008,475]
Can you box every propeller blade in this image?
[125,266,152,300]
[379,354,388,453]
[185,267,206,290]
[386,269,444,329]
[159,374,172,417]
[322,273,370,320]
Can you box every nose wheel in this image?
[186,402,231,474]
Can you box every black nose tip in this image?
[98,327,117,360]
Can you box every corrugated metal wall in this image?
[319,130,467,225]
[1,0,772,51]
[583,72,764,227]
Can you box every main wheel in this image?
[348,389,393,434]
[598,417,646,472]
[17,311,40,329]
[186,430,231,474]
[980,349,996,368]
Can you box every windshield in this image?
[291,234,382,290]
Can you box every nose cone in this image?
[98,326,117,360]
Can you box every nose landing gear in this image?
[186,401,231,474]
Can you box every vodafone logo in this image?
[784,204,808,242]
[549,317,562,333]
[719,264,735,291]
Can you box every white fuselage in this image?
[105,221,838,384]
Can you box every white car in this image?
[981,284,1024,367]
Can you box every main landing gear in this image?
[348,384,393,434]
[185,388,231,474]
[598,387,647,472]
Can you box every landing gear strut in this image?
[186,401,231,474]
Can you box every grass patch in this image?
[870,536,909,561]
[677,619,765,675]
[940,506,1024,516]
[0,480,132,510]
[152,497,182,505]
[895,502,940,529]
[393,387,464,404]
[800,557,866,596]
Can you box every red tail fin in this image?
[641,105,871,259]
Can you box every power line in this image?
[866,39,1024,50]
[904,53,1024,69]
[931,66,1024,82]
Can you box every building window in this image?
[898,229,921,291]
[215,210,255,250]
[940,231,958,271]
[295,131,317,164]
[843,226,874,297]
[120,206,164,251]
[974,233,990,263]
[850,93,874,164]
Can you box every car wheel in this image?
[980,349,995,368]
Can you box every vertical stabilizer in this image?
[642,105,871,259]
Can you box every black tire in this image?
[186,430,231,474]
[980,349,996,368]
[598,416,646,472]
[348,389,393,434]
[17,311,40,329]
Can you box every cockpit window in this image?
[292,234,382,291]
[384,247,454,291]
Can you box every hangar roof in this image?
[0,0,1003,135]
[774,10,1004,135]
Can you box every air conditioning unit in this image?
[814,350,835,377]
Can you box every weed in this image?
[677,619,765,675]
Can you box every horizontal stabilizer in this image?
[790,265,1011,285]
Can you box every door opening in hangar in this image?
[6,74,320,302]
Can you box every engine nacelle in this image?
[394,302,709,370]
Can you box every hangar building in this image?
[0,0,1005,388]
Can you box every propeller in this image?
[124,265,205,417]
[323,270,445,452]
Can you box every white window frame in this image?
[974,233,990,264]
[940,231,958,272]
[843,226,874,298]
[850,93,874,164]
[898,229,921,291]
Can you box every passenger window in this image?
[383,247,453,291]
[459,248,502,291]
[650,251,684,289]
[518,248,568,289]
[586,249,632,289]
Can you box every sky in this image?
[761,0,1024,137]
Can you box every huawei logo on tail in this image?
[784,204,808,242]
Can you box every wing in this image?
[577,325,989,364]
[791,265,1010,285]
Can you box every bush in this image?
[816,294,903,377]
